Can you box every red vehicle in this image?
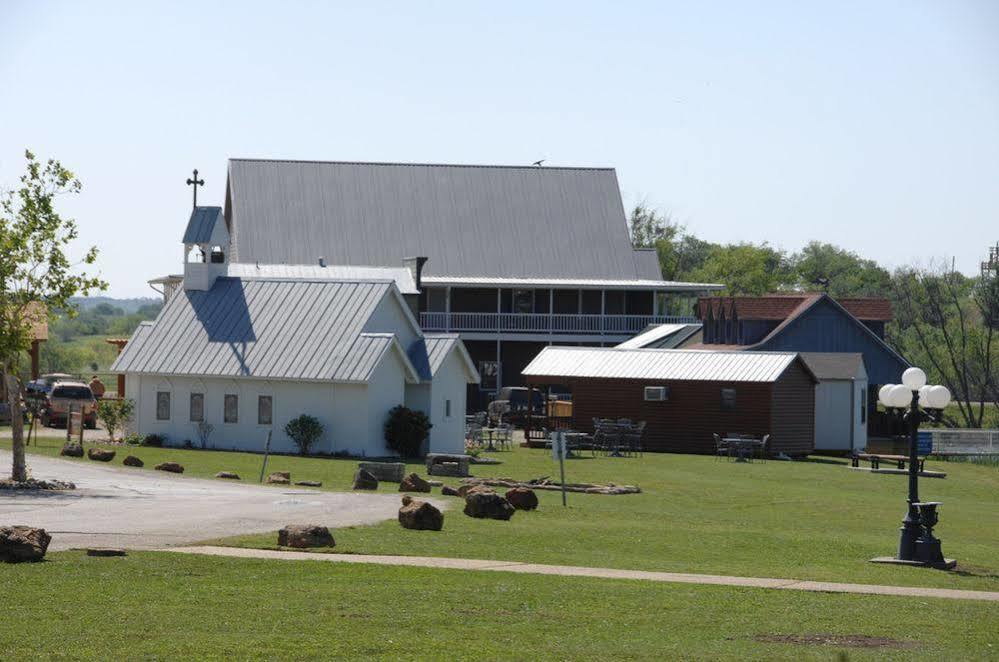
[40,381,97,429]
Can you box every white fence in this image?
[930,429,999,456]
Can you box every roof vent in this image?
[318,257,326,267]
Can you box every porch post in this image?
[549,289,554,336]
[600,290,606,336]
[526,383,534,443]
[445,286,451,332]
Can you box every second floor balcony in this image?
[419,311,698,335]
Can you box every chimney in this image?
[318,256,326,267]
[402,256,429,291]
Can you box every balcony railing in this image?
[419,312,698,335]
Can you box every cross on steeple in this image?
[186,168,204,208]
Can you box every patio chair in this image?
[623,421,645,457]
[496,423,513,450]
[713,433,730,461]
[757,434,770,463]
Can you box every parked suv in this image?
[41,381,97,429]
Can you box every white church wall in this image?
[364,292,421,349]
[427,349,467,454]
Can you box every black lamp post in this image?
[870,368,956,570]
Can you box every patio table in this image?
[723,437,762,462]
[480,427,500,452]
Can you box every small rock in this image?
[398,496,444,531]
[427,479,444,487]
[457,484,494,498]
[154,462,184,474]
[441,485,461,497]
[266,471,291,485]
[352,469,378,490]
[277,524,335,548]
[87,447,116,462]
[86,548,127,557]
[399,473,431,493]
[464,491,515,520]
[295,480,322,487]
[505,487,539,511]
[60,443,83,458]
[0,526,51,563]
[122,455,144,468]
[215,471,240,480]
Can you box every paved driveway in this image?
[0,451,422,551]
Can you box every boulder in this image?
[357,461,405,483]
[295,480,322,487]
[463,491,515,520]
[87,447,115,462]
[60,443,84,458]
[457,484,494,498]
[0,526,51,563]
[505,487,539,511]
[352,469,379,490]
[399,472,431,493]
[441,485,461,497]
[277,524,335,548]
[215,471,240,480]
[266,471,291,485]
[122,455,144,468]
[398,495,444,531]
[154,462,184,474]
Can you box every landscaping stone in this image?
[352,469,378,490]
[505,487,539,511]
[0,526,51,563]
[463,491,515,520]
[441,485,461,497]
[87,447,116,462]
[215,471,241,480]
[427,479,444,487]
[60,443,84,458]
[122,455,144,468]
[399,472,431,493]
[277,524,335,548]
[266,471,291,485]
[357,461,405,483]
[86,548,127,557]
[457,484,494,498]
[0,479,75,491]
[295,480,322,487]
[398,495,444,531]
[155,462,184,474]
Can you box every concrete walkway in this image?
[165,545,999,603]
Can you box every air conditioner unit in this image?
[644,386,669,402]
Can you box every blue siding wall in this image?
[754,298,908,384]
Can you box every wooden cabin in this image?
[523,347,818,456]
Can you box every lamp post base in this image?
[869,556,957,570]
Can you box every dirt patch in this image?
[753,633,917,649]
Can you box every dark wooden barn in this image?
[523,347,818,456]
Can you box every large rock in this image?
[457,484,494,498]
[266,471,291,485]
[352,469,378,490]
[505,487,539,511]
[0,526,51,563]
[399,472,431,493]
[358,461,406,483]
[398,495,444,531]
[87,448,115,462]
[441,485,461,497]
[154,462,184,474]
[122,455,144,468]
[277,524,335,548]
[295,480,322,487]
[215,471,240,480]
[60,443,83,458]
[464,491,515,520]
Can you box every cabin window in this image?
[720,388,737,411]
[445,399,452,418]
[155,392,171,421]
[189,393,204,422]
[257,395,273,425]
[224,394,238,423]
[644,386,669,401]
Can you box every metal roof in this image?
[421,275,721,291]
[799,352,866,381]
[406,333,479,382]
[225,263,417,294]
[523,347,801,383]
[182,206,224,244]
[110,278,416,383]
[616,323,703,349]
[226,158,662,280]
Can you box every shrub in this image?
[384,405,432,458]
[285,414,324,456]
[143,433,165,447]
[96,398,135,443]
[124,433,143,446]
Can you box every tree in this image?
[384,405,432,458]
[791,241,891,298]
[285,414,324,456]
[0,150,105,481]
[96,398,134,443]
[688,242,794,295]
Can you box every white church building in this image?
[112,206,478,456]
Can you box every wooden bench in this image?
[852,453,925,473]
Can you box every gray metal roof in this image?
[110,278,414,382]
[182,206,224,244]
[616,323,704,349]
[420,275,721,291]
[406,333,476,381]
[225,263,418,294]
[799,352,866,381]
[523,347,801,383]
[226,159,661,280]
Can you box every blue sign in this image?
[917,431,933,456]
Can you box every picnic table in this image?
[852,453,926,473]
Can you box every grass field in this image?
[0,551,995,660]
[6,433,999,592]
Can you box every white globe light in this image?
[918,385,932,406]
[926,385,951,410]
[878,384,895,407]
[890,384,912,408]
[901,367,927,390]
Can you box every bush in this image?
[285,414,324,456]
[143,433,165,447]
[96,398,135,443]
[124,433,143,446]
[384,405,432,458]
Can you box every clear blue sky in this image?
[2,1,997,297]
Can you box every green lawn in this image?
[0,551,995,661]
[6,433,999,592]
